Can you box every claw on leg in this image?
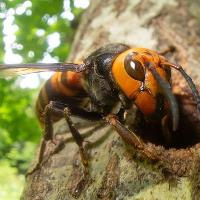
[26,101,65,176]
[64,108,90,173]
[161,115,172,144]
[26,137,66,176]
[106,114,159,161]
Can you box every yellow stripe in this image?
[51,72,78,96]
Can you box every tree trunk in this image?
[21,0,200,199]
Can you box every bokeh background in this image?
[0,0,89,199]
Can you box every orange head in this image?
[112,47,178,130]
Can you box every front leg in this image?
[105,114,159,160]
[159,46,175,56]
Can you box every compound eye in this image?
[124,53,145,81]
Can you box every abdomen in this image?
[35,71,87,125]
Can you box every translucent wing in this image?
[0,63,85,77]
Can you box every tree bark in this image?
[21,0,200,199]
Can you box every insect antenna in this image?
[146,62,179,131]
[162,62,200,111]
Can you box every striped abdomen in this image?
[35,71,87,125]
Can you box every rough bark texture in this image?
[21,0,200,199]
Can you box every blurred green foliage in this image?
[0,78,39,172]
[0,160,24,199]
[0,0,87,199]
[1,0,84,62]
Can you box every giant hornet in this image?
[0,43,200,174]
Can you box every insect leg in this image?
[161,114,171,144]
[106,114,159,160]
[159,46,175,56]
[27,101,65,175]
[39,101,66,161]
[64,108,89,172]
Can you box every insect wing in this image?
[0,63,85,77]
